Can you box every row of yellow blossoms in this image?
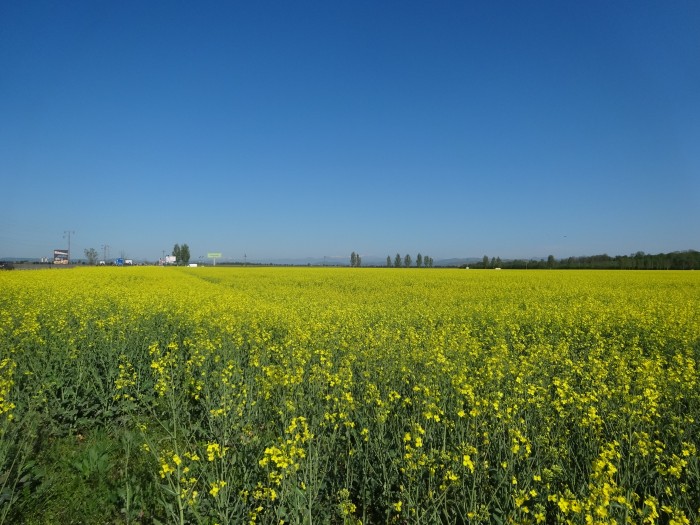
[1,266,699,524]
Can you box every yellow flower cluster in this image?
[0,358,17,422]
[259,416,313,482]
[113,354,137,401]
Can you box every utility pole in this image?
[64,230,75,263]
[101,244,110,263]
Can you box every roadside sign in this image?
[53,249,69,264]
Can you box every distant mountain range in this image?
[237,256,487,267]
[0,255,518,267]
[5,251,698,270]
[433,258,483,267]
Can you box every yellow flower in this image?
[462,454,475,472]
[207,442,224,461]
[159,458,175,478]
[558,498,570,513]
[209,480,227,497]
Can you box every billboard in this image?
[53,249,69,264]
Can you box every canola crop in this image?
[0,267,698,524]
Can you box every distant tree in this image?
[426,256,434,267]
[547,255,555,269]
[404,254,412,268]
[181,244,191,264]
[350,252,357,267]
[394,253,402,268]
[495,256,502,268]
[386,255,392,267]
[483,255,489,268]
[173,244,181,264]
[357,254,361,267]
[416,253,423,267]
[84,247,99,265]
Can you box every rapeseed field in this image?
[0,267,698,524]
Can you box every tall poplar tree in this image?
[181,244,191,264]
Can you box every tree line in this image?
[469,250,700,270]
[349,252,434,267]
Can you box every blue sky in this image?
[2,1,698,262]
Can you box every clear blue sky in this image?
[2,1,698,262]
